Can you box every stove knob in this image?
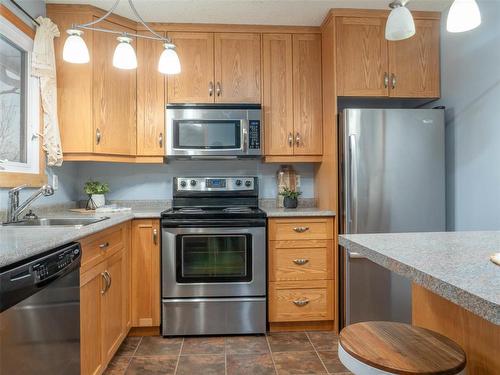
[190,179,197,187]
[245,180,252,187]
[235,179,242,186]
[180,180,187,187]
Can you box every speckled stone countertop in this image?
[339,231,500,325]
[0,207,164,270]
[261,207,336,217]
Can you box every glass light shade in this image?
[112,36,137,70]
[158,44,181,74]
[63,29,89,63]
[385,5,416,41]
[447,0,481,32]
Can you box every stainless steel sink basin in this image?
[2,217,109,227]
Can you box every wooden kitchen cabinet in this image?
[263,34,323,162]
[336,14,440,98]
[131,219,161,328]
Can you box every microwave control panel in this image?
[248,121,261,150]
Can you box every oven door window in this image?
[176,234,252,283]
[173,120,241,149]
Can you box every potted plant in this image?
[83,180,110,209]
[279,187,301,209]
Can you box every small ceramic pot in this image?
[91,194,106,208]
[283,196,298,209]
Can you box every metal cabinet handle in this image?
[384,72,389,88]
[288,133,293,147]
[99,242,109,250]
[100,272,109,294]
[96,128,101,145]
[159,132,163,148]
[153,228,158,245]
[293,259,309,265]
[293,226,309,233]
[293,299,310,307]
[216,82,221,97]
[295,132,301,147]
[391,73,396,89]
[105,270,112,290]
[209,81,214,96]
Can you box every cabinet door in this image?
[93,19,136,155]
[167,32,214,103]
[388,19,440,98]
[293,34,323,155]
[336,17,389,97]
[80,263,106,375]
[131,220,161,327]
[101,250,125,363]
[263,34,294,156]
[215,33,261,103]
[137,32,165,156]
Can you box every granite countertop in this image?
[339,231,500,325]
[0,207,163,270]
[261,207,336,217]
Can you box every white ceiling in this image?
[46,0,453,26]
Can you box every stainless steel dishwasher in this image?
[0,242,81,375]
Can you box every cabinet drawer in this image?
[268,217,333,241]
[269,280,333,322]
[269,240,333,281]
[80,223,127,272]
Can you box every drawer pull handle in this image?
[293,226,309,233]
[293,299,310,307]
[99,242,109,250]
[293,259,309,265]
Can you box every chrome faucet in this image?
[6,184,54,223]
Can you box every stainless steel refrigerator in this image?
[340,108,445,327]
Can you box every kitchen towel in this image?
[32,17,63,166]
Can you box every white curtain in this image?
[32,16,63,166]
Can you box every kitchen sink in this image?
[2,217,109,227]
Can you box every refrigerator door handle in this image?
[349,134,358,234]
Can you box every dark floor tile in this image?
[273,351,327,375]
[317,351,349,374]
[267,332,313,352]
[227,353,276,375]
[181,336,225,355]
[104,356,130,375]
[115,337,142,357]
[125,356,177,375]
[134,336,183,356]
[307,331,339,351]
[176,355,225,375]
[226,335,269,354]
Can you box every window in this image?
[0,13,40,176]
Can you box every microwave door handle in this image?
[241,121,248,153]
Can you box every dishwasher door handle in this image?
[348,251,366,259]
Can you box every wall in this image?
[438,0,500,230]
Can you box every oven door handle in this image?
[162,219,266,228]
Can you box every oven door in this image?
[162,226,266,298]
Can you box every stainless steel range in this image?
[161,176,267,336]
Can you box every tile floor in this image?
[104,331,352,375]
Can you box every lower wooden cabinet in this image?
[267,217,336,331]
[131,219,161,328]
[80,222,131,375]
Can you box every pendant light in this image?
[447,0,482,33]
[63,29,89,63]
[62,0,180,74]
[385,0,416,41]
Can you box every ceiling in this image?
[45,0,453,26]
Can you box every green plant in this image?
[279,186,302,200]
[83,180,110,195]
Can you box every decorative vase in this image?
[283,196,298,209]
[90,194,105,208]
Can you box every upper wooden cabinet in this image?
[166,32,261,103]
[263,33,322,161]
[336,15,440,98]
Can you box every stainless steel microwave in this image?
[166,104,262,159]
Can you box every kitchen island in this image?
[339,231,500,375]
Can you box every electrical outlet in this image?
[52,174,59,190]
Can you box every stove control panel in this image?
[176,177,256,192]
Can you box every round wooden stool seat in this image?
[338,321,466,375]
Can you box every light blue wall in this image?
[439,0,500,230]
